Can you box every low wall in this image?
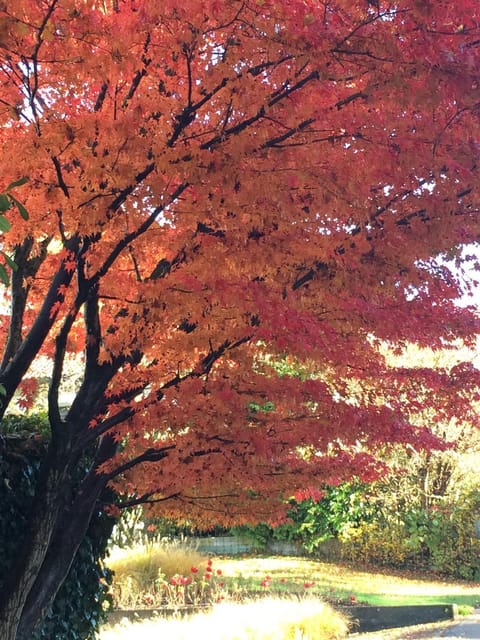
[188,535,301,556]
[346,604,456,633]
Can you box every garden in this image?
[97,449,480,640]
[97,541,480,639]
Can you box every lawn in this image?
[213,556,480,608]
[106,545,480,612]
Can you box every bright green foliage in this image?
[0,177,29,285]
[233,483,374,553]
[0,415,114,639]
[285,485,376,553]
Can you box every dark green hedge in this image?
[0,414,114,640]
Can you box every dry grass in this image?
[107,540,209,607]
[108,540,208,583]
[100,596,350,640]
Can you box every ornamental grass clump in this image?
[100,596,350,640]
[108,542,229,608]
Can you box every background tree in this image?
[1,0,480,638]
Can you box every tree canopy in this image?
[1,1,480,636]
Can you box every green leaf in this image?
[9,196,29,220]
[1,251,18,272]
[0,215,11,232]
[0,384,6,396]
[0,264,9,286]
[5,176,29,190]
[0,195,11,214]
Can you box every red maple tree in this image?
[1,0,480,637]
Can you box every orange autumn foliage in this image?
[0,0,480,531]
[3,2,480,635]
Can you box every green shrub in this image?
[422,496,480,580]
[338,518,412,567]
[232,483,375,554]
[338,494,480,579]
[0,414,114,640]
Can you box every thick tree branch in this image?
[0,237,80,418]
[0,237,48,370]
[118,491,182,509]
[105,444,176,480]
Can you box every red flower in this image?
[349,595,357,603]
[191,566,199,574]
[216,569,222,576]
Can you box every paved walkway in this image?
[352,609,480,639]
[439,609,480,639]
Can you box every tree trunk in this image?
[0,491,60,638]
[0,447,70,639]
[0,419,117,639]
[15,473,110,639]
